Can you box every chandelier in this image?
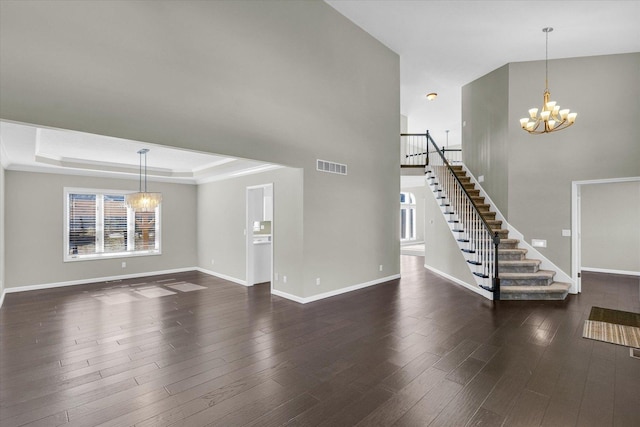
[520,27,577,134]
[125,149,162,211]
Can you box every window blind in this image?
[65,189,160,261]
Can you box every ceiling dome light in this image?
[426,92,438,101]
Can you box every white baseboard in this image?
[271,289,306,304]
[424,263,494,300]
[581,267,640,277]
[0,289,5,309]
[195,268,247,286]
[3,267,197,294]
[272,274,401,304]
[1,269,400,306]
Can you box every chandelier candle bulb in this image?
[125,148,162,212]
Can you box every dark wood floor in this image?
[1,256,639,426]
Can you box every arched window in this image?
[400,192,416,241]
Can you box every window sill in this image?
[64,250,161,263]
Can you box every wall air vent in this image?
[316,159,347,175]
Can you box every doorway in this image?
[572,177,640,293]
[246,184,274,290]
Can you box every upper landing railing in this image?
[401,133,461,167]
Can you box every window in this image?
[65,188,161,261]
[400,192,416,241]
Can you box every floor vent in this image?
[317,159,347,175]
[631,347,640,359]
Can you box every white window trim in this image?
[64,187,161,262]
[400,192,417,242]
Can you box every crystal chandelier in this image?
[125,149,162,211]
[520,27,577,134]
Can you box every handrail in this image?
[426,132,498,241]
[401,133,461,166]
[424,130,501,299]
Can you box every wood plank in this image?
[0,264,637,427]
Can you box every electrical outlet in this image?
[275,273,279,281]
[478,175,484,183]
[283,276,287,284]
[379,264,383,272]
[316,278,321,285]
[211,259,215,265]
[121,262,126,268]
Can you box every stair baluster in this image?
[424,131,501,299]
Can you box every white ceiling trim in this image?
[0,120,282,185]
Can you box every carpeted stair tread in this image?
[498,248,528,260]
[499,238,520,247]
[499,259,540,267]
[501,270,555,286]
[499,259,541,273]
[500,270,555,279]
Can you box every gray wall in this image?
[580,180,640,273]
[197,168,304,296]
[424,184,477,286]
[463,53,640,274]
[4,171,197,288]
[462,64,510,216]
[0,0,400,299]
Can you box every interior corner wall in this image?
[580,180,640,273]
[4,171,197,289]
[197,168,303,296]
[462,64,510,217]
[464,52,640,276]
[0,0,400,300]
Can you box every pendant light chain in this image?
[545,28,549,91]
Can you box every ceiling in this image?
[0,121,282,184]
[326,0,640,146]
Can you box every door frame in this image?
[571,176,639,293]
[246,183,274,290]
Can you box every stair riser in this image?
[501,291,568,301]
[501,277,554,286]
[498,253,525,261]
[499,265,540,273]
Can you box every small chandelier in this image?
[520,27,577,134]
[125,149,162,211]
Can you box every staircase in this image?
[448,165,571,300]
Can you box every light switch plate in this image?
[562,229,571,237]
[531,239,547,248]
